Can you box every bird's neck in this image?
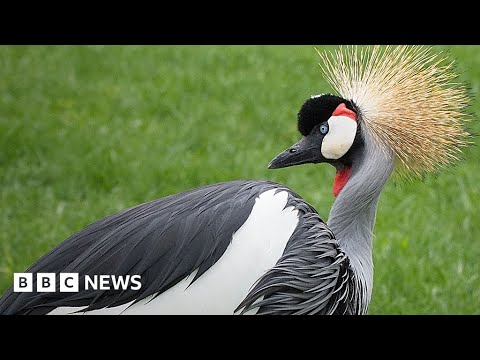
[327,134,394,312]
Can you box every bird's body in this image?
[0,181,360,315]
[0,46,471,315]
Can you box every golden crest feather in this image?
[317,45,471,178]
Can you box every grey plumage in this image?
[1,180,360,315]
[236,211,355,315]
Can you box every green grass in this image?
[1,45,479,314]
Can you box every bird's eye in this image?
[319,123,329,135]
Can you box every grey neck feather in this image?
[327,128,394,313]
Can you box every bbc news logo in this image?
[14,273,142,293]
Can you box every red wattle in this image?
[333,166,352,197]
[332,103,357,121]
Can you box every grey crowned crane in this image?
[0,46,470,315]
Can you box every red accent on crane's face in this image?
[333,166,352,197]
[332,103,357,121]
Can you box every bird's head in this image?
[269,46,471,197]
[269,94,362,197]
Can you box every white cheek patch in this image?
[321,116,357,160]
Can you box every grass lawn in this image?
[0,45,479,314]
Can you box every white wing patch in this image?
[48,189,299,315]
[321,115,357,160]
